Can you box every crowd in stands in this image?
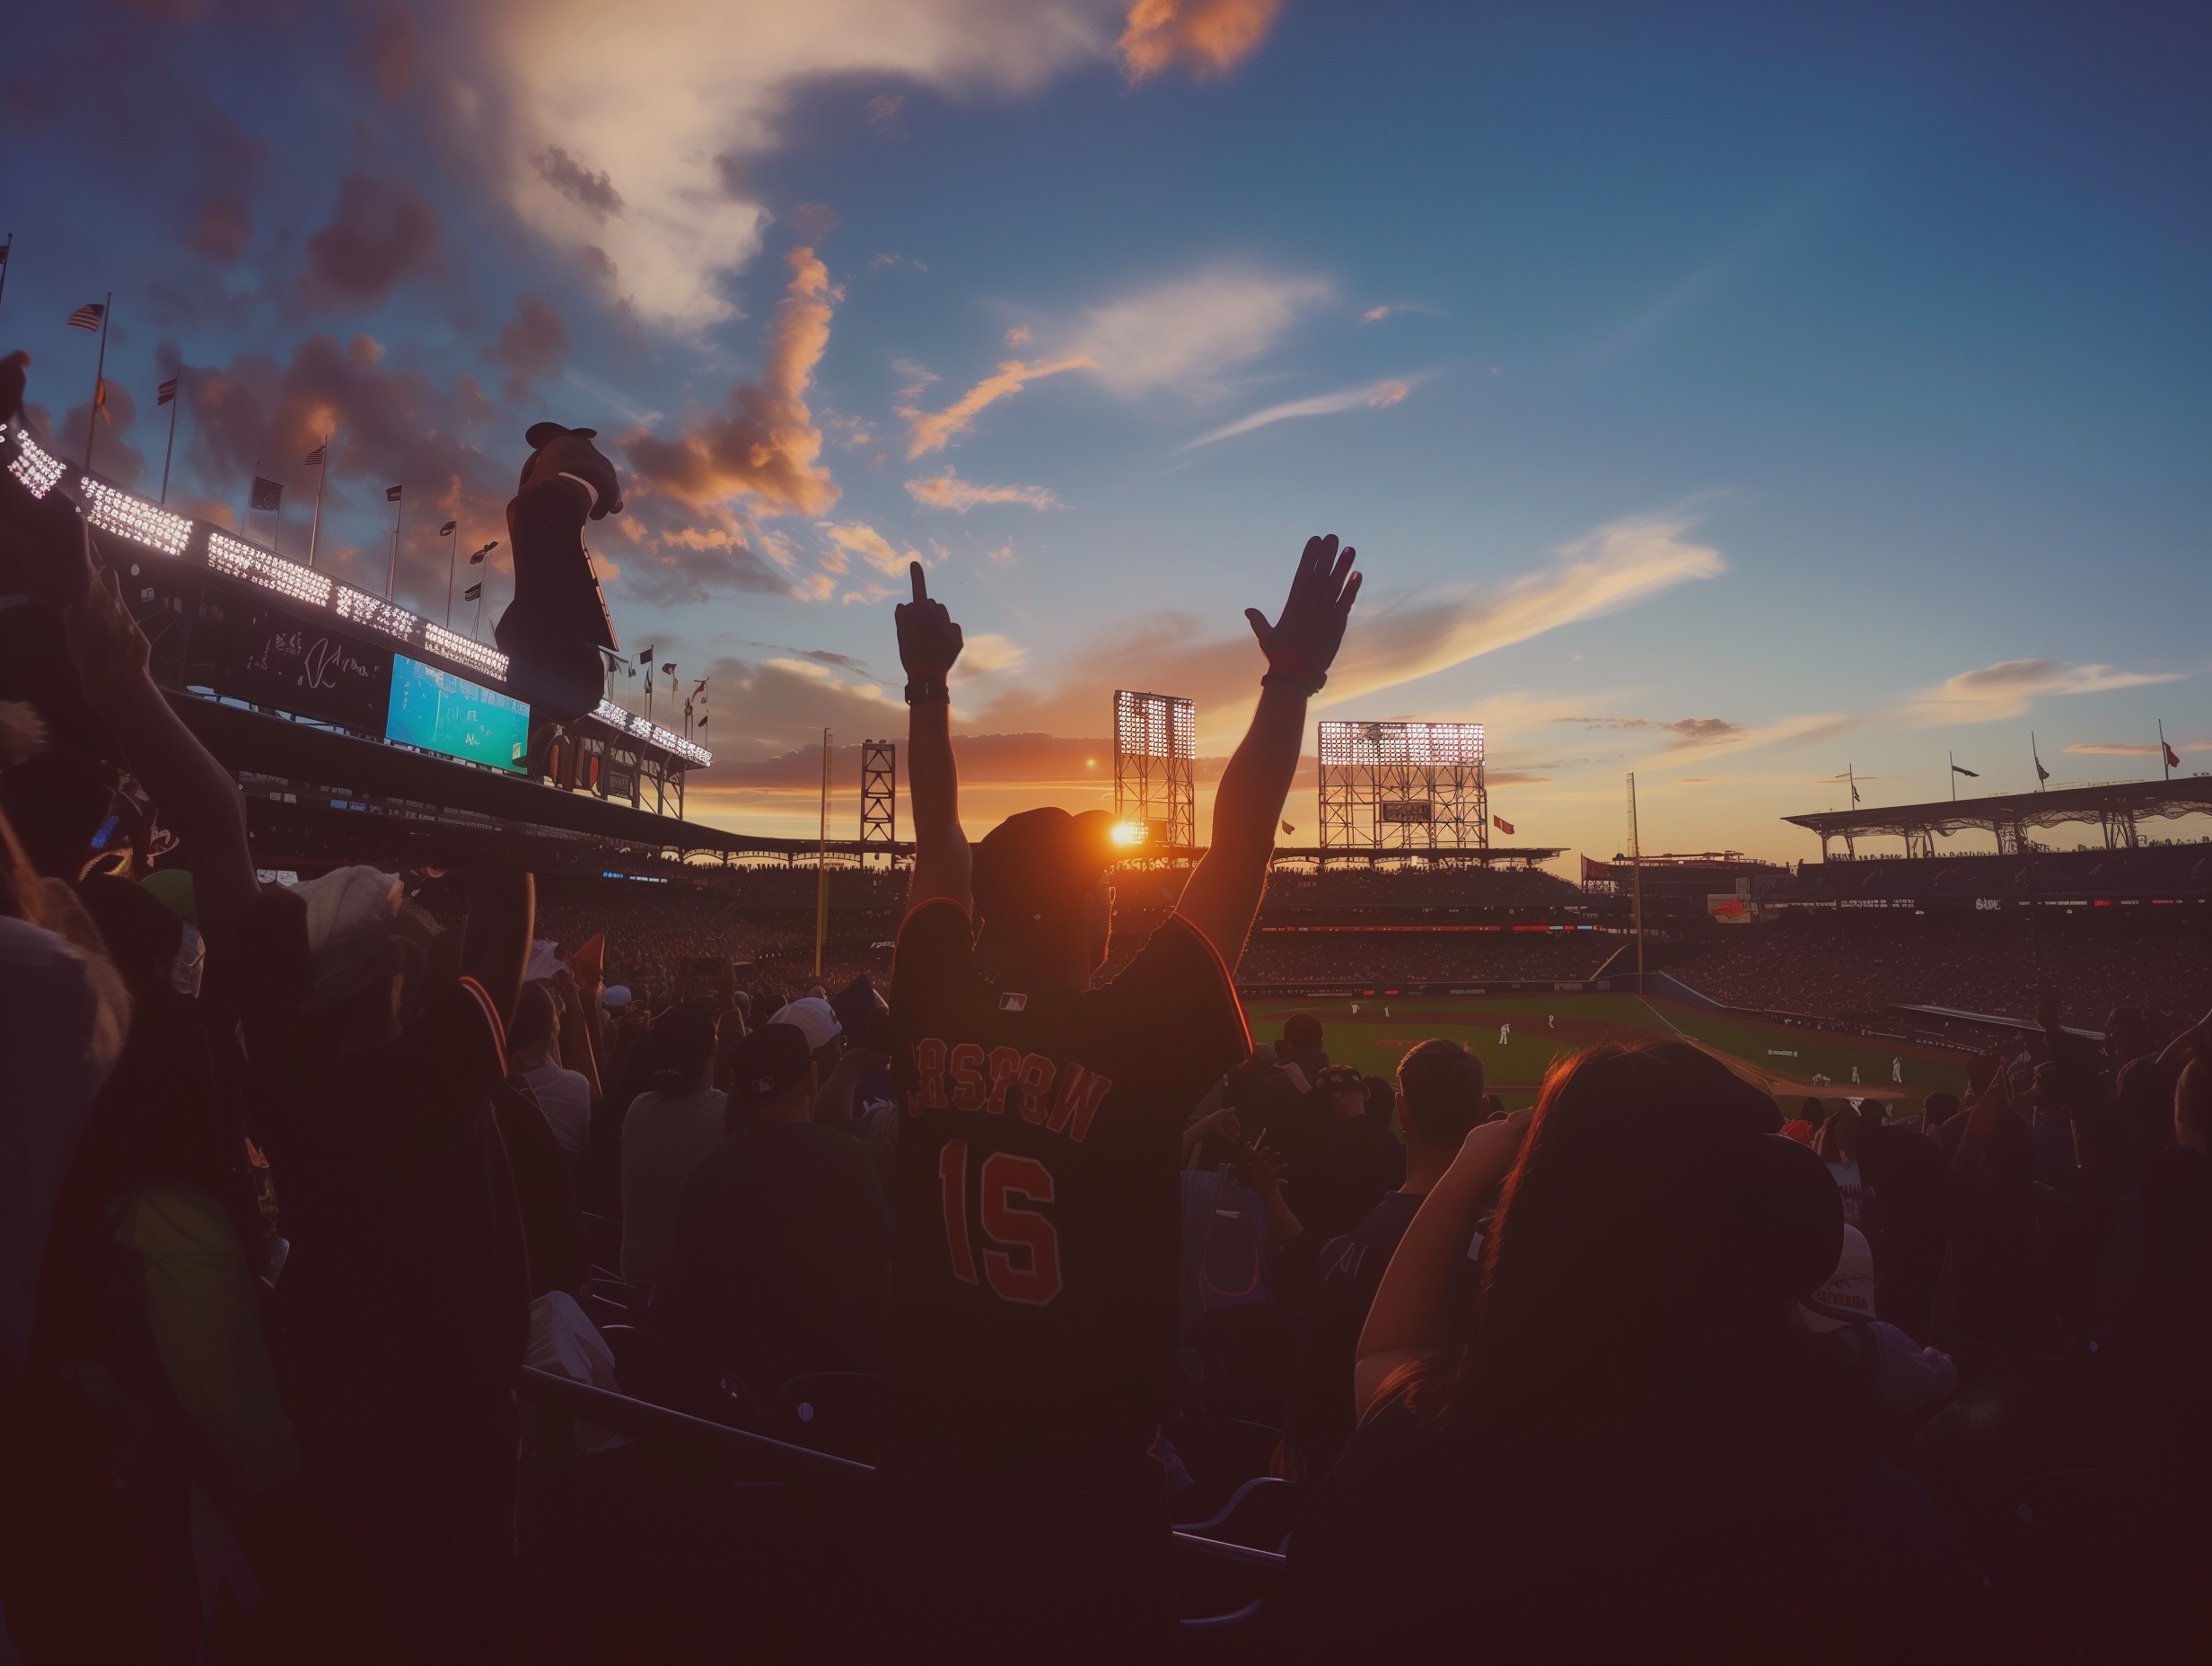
[1673,912,2212,1022]
[1236,929,1614,984]
[4,390,2208,1665]
[1261,862,1581,906]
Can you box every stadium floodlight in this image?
[5,429,66,499]
[208,531,335,607]
[422,620,510,681]
[334,583,422,645]
[591,697,711,769]
[79,477,193,557]
[1318,719,1488,851]
[1113,689,1196,854]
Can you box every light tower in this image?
[860,740,897,865]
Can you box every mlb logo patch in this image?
[998,992,1028,1012]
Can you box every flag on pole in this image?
[660,662,674,675]
[66,302,106,331]
[462,583,482,601]
[384,484,403,503]
[1280,820,1295,836]
[1493,814,1515,836]
[304,443,326,466]
[92,379,112,424]
[249,477,284,511]
[2164,741,2181,769]
[439,519,458,535]
[638,644,655,665]
[1950,762,1979,779]
[156,378,178,406]
[469,545,487,564]
[1581,855,1615,882]
[0,243,9,267]
[2035,758,2050,783]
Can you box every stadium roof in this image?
[1786,776,2212,857]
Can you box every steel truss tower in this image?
[859,740,897,864]
[1317,720,1488,854]
[1113,690,1196,853]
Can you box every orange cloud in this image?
[899,353,1093,458]
[905,470,1059,512]
[623,244,840,516]
[1119,0,1286,83]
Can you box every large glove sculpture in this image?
[494,421,623,724]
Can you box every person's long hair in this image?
[1424,1041,1804,1458]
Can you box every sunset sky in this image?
[4,1,2206,864]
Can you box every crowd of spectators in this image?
[1672,913,2212,1022]
[1260,863,1582,907]
[4,380,2207,1663]
[1235,929,1614,984]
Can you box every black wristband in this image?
[1262,671,1321,697]
[904,677,950,705]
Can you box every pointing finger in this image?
[909,560,927,604]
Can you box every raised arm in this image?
[1174,535,1361,969]
[895,562,970,912]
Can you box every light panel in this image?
[79,477,193,557]
[335,584,422,644]
[423,620,509,680]
[6,431,66,500]
[207,532,335,606]
[1113,689,1197,760]
[1318,720,1485,767]
[592,697,711,768]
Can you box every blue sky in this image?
[4,0,2206,860]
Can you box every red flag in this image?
[1493,813,1515,836]
[2164,741,2181,768]
[1280,820,1295,836]
[1581,855,1613,882]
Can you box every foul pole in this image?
[1628,772,1646,986]
[814,728,833,976]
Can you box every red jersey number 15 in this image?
[936,1139,1064,1306]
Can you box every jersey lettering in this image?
[979,1152,1063,1306]
[984,1045,1023,1116]
[1014,1052,1058,1125]
[913,1037,949,1113]
[1045,1063,1114,1144]
[949,1042,988,1111]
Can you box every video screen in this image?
[384,653,530,775]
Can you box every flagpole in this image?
[245,457,259,539]
[1949,752,1956,802]
[443,521,459,627]
[0,233,13,316]
[159,380,180,504]
[385,489,404,600]
[83,291,111,471]
[306,438,328,570]
[1627,772,1645,989]
[2159,719,2171,783]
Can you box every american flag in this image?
[463,583,482,601]
[384,483,403,503]
[304,443,327,466]
[439,519,458,535]
[66,302,105,331]
[156,378,179,406]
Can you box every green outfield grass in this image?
[1242,992,1970,1111]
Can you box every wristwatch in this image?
[904,677,950,705]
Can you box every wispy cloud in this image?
[899,353,1094,457]
[1066,266,1330,398]
[1184,373,1424,449]
[822,520,922,578]
[905,470,1061,512]
[2066,739,2210,756]
[1901,659,2186,725]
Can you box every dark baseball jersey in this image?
[884,899,1251,1482]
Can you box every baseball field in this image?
[1241,992,1971,1111]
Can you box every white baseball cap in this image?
[601,985,633,1010]
[770,995,842,1053]
[1798,1224,1876,1334]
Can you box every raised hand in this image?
[65,548,153,697]
[1243,533,1362,692]
[895,561,963,682]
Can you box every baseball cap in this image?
[733,1022,813,1100]
[287,865,403,1009]
[601,985,633,1010]
[828,973,886,1045]
[1798,1224,1876,1334]
[971,808,1119,924]
[523,421,599,448]
[770,995,842,1053]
